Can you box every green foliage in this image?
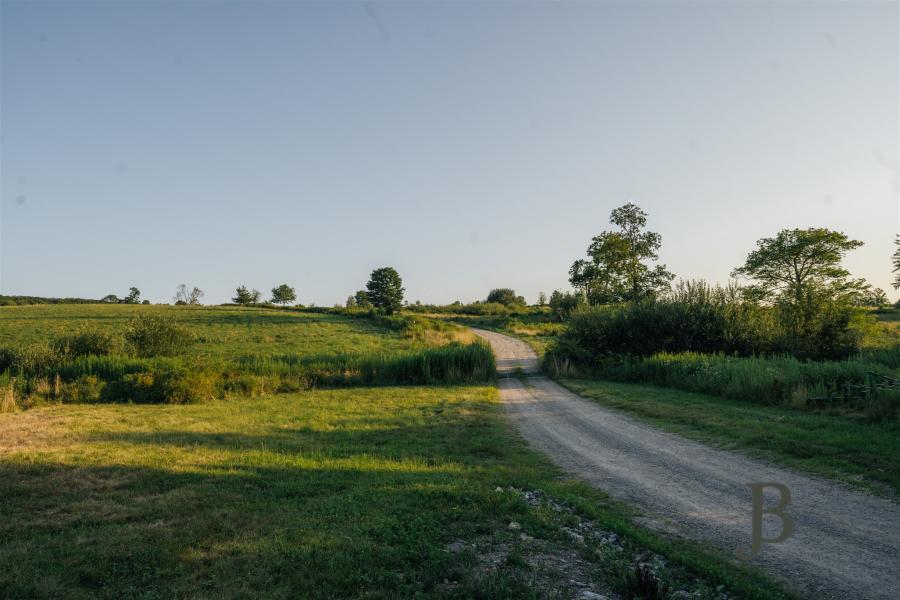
[569,203,674,304]
[354,289,371,308]
[125,315,193,358]
[0,295,99,306]
[271,283,297,306]
[554,281,773,358]
[123,287,141,304]
[0,304,485,405]
[548,290,586,321]
[549,350,897,407]
[486,288,525,306]
[238,341,495,387]
[551,280,872,362]
[1,342,63,379]
[233,285,254,305]
[732,227,867,351]
[104,363,218,404]
[366,267,405,313]
[51,327,124,358]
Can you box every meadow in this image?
[0,305,493,408]
[0,384,794,599]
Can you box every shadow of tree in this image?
[0,421,541,599]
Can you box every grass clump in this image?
[125,315,193,357]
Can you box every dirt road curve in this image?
[473,328,900,600]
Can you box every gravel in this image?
[473,328,900,600]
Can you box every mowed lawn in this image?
[0,386,794,599]
[560,379,900,497]
[0,304,425,360]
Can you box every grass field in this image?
[0,305,492,407]
[560,379,900,498]
[0,304,438,359]
[0,384,794,599]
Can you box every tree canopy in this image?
[569,203,674,304]
[486,288,525,306]
[123,287,141,304]
[271,284,297,306]
[366,267,404,313]
[233,285,254,306]
[731,228,866,303]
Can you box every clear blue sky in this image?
[1,1,897,305]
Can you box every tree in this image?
[486,288,525,306]
[549,290,586,321]
[354,290,371,309]
[175,284,204,306]
[271,284,297,306]
[731,228,866,304]
[569,203,674,304]
[123,287,141,304]
[101,294,119,304]
[250,289,262,305]
[731,228,866,356]
[538,291,547,307]
[346,295,357,308]
[233,285,254,306]
[366,267,404,313]
[893,235,900,291]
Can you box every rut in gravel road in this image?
[473,328,900,600]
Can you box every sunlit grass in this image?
[0,304,426,358]
[0,386,793,599]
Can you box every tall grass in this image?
[546,351,900,407]
[238,341,495,387]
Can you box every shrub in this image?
[486,288,525,306]
[102,363,218,404]
[4,342,63,379]
[59,375,104,404]
[125,315,193,357]
[52,328,123,358]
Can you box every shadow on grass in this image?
[0,418,539,598]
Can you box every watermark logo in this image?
[735,483,795,560]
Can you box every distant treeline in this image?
[0,295,100,306]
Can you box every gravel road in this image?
[473,328,900,600]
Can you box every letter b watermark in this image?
[735,483,794,560]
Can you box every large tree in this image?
[731,228,866,304]
[271,284,297,306]
[731,228,866,355]
[366,267,404,313]
[569,203,674,304]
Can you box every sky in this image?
[1,1,898,305]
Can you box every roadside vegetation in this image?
[0,304,492,409]
[0,385,795,599]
